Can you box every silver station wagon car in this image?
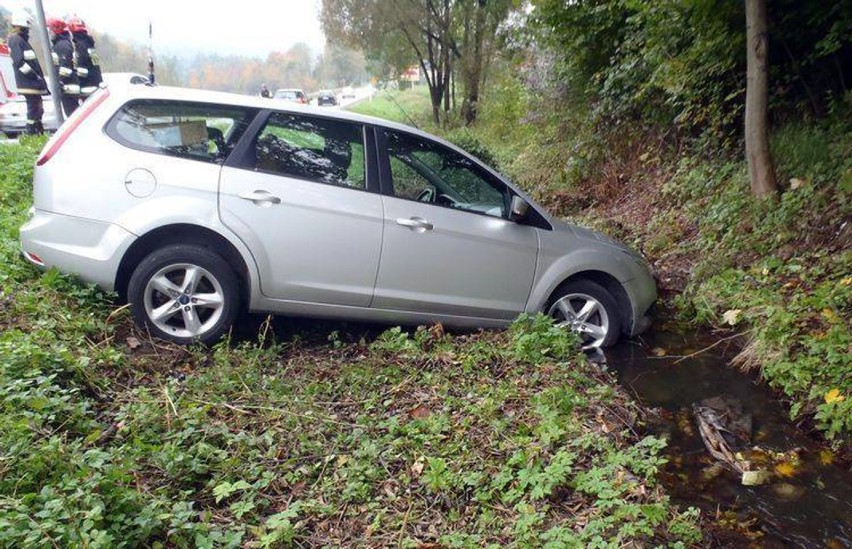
[20,86,656,347]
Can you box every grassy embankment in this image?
[0,139,701,546]
[351,86,852,445]
[348,86,432,124]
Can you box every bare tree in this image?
[322,0,513,125]
[744,0,778,198]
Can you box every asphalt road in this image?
[309,85,374,110]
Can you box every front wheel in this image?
[128,245,239,345]
[547,279,622,349]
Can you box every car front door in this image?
[372,129,539,320]
[219,111,383,307]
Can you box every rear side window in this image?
[248,112,366,189]
[106,100,258,163]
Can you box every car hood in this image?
[550,218,638,255]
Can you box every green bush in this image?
[445,128,500,169]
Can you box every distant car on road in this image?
[273,88,308,104]
[101,72,153,88]
[0,96,59,138]
[20,85,656,348]
[341,86,355,99]
[316,90,337,107]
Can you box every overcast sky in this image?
[3,0,327,57]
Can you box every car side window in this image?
[252,113,366,189]
[385,130,507,218]
[107,100,257,163]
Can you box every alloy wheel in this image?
[143,263,225,339]
[548,292,610,349]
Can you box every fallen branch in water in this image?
[672,329,755,364]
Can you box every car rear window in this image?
[106,99,258,163]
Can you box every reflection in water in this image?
[605,330,852,548]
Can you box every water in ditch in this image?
[605,329,852,548]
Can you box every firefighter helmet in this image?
[66,16,87,33]
[47,17,68,35]
[10,11,31,28]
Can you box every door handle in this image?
[239,190,281,206]
[396,217,433,231]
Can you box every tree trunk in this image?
[461,0,487,125]
[430,84,442,125]
[744,0,778,198]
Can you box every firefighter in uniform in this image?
[67,17,102,97]
[7,12,47,134]
[47,17,80,117]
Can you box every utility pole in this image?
[32,0,64,124]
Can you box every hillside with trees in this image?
[345,0,852,444]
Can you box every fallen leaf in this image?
[773,482,805,500]
[722,309,742,326]
[825,388,845,405]
[789,177,804,190]
[409,404,431,419]
[774,461,796,478]
[762,267,770,276]
[126,336,141,349]
[411,458,425,478]
[842,277,852,286]
[822,308,838,322]
[429,323,444,339]
[651,347,667,357]
[819,449,834,465]
[741,469,771,486]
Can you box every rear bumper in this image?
[0,118,27,132]
[19,209,136,291]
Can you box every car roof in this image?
[114,85,442,143]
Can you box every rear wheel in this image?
[547,279,622,349]
[128,245,239,345]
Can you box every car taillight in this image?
[36,89,110,167]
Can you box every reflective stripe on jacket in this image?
[51,34,80,95]
[72,32,102,94]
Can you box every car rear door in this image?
[219,111,383,307]
[372,128,539,320]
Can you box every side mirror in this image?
[510,195,530,221]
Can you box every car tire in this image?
[128,245,239,345]
[5,132,20,139]
[547,279,622,349]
